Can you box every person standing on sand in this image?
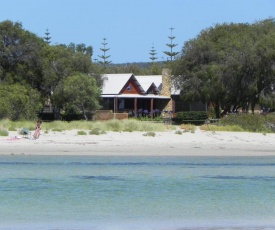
[33,120,42,139]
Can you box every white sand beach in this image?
[1,128,275,156]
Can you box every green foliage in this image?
[77,130,87,135]
[174,111,208,124]
[0,20,44,88]
[51,128,63,132]
[175,130,182,135]
[143,131,156,137]
[98,38,111,67]
[0,84,42,120]
[172,19,275,118]
[179,124,197,132]
[207,104,217,119]
[200,124,244,132]
[89,128,106,135]
[0,128,8,136]
[200,113,275,133]
[218,113,273,133]
[53,73,101,120]
[176,111,208,120]
[0,20,103,121]
[0,118,171,133]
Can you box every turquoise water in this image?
[0,155,274,230]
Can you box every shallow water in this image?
[0,155,274,230]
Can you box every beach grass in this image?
[200,124,245,132]
[89,128,106,135]
[2,113,275,134]
[0,128,9,136]
[199,113,275,133]
[179,124,196,132]
[0,119,171,133]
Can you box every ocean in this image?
[0,155,274,230]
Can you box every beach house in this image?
[40,68,206,120]
[100,68,206,119]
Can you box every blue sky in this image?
[1,0,274,63]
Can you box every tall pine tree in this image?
[98,37,111,67]
[163,27,179,61]
[44,28,51,44]
[149,43,158,62]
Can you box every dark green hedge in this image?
[173,111,208,124]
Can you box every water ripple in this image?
[73,175,125,181]
[202,175,275,181]
[0,161,275,167]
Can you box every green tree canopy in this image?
[52,74,101,120]
[0,84,42,120]
[0,20,103,120]
[0,20,44,89]
[172,19,275,117]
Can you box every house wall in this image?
[120,77,141,94]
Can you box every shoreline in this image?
[1,129,275,156]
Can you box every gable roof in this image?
[102,73,144,95]
[135,75,162,92]
[101,73,180,96]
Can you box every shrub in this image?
[0,128,8,136]
[89,128,106,135]
[77,130,87,135]
[175,130,182,135]
[143,131,156,137]
[173,111,208,124]
[0,84,42,120]
[219,114,270,133]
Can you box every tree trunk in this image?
[213,101,220,118]
[81,104,87,120]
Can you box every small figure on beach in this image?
[33,120,42,139]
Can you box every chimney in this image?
[161,68,171,97]
[161,68,172,112]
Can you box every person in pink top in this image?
[33,120,42,139]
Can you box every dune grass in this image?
[0,128,9,136]
[0,118,173,134]
[200,124,245,132]
[205,113,275,133]
[179,124,196,132]
[2,113,274,135]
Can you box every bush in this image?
[143,131,156,137]
[0,84,42,120]
[175,130,182,135]
[203,113,275,133]
[173,111,208,124]
[77,130,87,135]
[89,128,106,135]
[0,128,8,136]
[219,114,270,132]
